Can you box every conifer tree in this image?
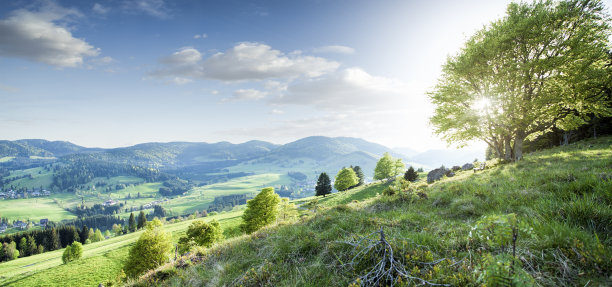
[80,225,89,244]
[315,172,332,197]
[404,166,419,182]
[137,210,147,229]
[128,212,136,232]
[352,166,365,187]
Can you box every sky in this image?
[2,0,609,151]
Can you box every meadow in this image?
[0,209,244,287]
[148,136,612,286]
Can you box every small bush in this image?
[61,241,83,264]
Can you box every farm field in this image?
[163,173,290,215]
[0,209,244,287]
[0,197,75,222]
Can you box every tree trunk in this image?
[504,136,512,161]
[563,132,569,146]
[514,133,524,161]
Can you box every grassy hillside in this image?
[0,210,244,287]
[142,136,611,286]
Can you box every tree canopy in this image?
[429,0,612,161]
[315,172,332,197]
[240,187,281,234]
[374,152,405,180]
[178,219,223,253]
[352,166,365,187]
[124,219,172,278]
[334,167,359,191]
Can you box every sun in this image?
[472,98,491,113]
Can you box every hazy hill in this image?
[409,148,485,168]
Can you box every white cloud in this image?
[123,0,170,19]
[0,3,100,67]
[223,89,268,102]
[92,56,114,64]
[313,45,356,54]
[171,77,192,85]
[161,47,202,65]
[270,109,284,115]
[151,42,339,82]
[193,33,207,39]
[92,3,110,15]
[274,67,411,110]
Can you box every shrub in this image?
[240,187,281,234]
[124,219,173,278]
[178,219,223,253]
[62,241,83,264]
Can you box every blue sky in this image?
[2,0,608,150]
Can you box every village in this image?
[0,188,51,200]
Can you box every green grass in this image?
[0,210,244,287]
[0,197,76,222]
[163,173,290,215]
[4,167,54,189]
[147,136,612,287]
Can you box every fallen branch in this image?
[340,227,451,287]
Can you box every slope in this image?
[147,136,612,287]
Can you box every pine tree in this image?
[80,226,89,244]
[352,166,365,187]
[240,187,280,234]
[315,172,332,197]
[137,210,147,229]
[128,212,136,232]
[404,166,419,182]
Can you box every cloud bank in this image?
[0,3,99,67]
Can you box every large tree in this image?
[429,0,611,161]
[240,187,281,234]
[315,172,332,197]
[334,168,359,191]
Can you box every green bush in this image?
[124,219,173,278]
[61,241,83,264]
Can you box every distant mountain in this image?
[15,139,101,156]
[2,137,485,179]
[0,139,98,158]
[409,148,485,169]
[393,147,420,158]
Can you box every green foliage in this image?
[124,219,173,278]
[240,187,281,234]
[315,172,332,197]
[277,198,298,223]
[470,213,534,252]
[178,220,223,253]
[403,166,418,182]
[92,229,104,242]
[477,253,535,287]
[351,166,365,187]
[374,152,404,180]
[334,168,359,191]
[137,210,147,230]
[128,213,136,232]
[61,242,83,264]
[429,0,612,161]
